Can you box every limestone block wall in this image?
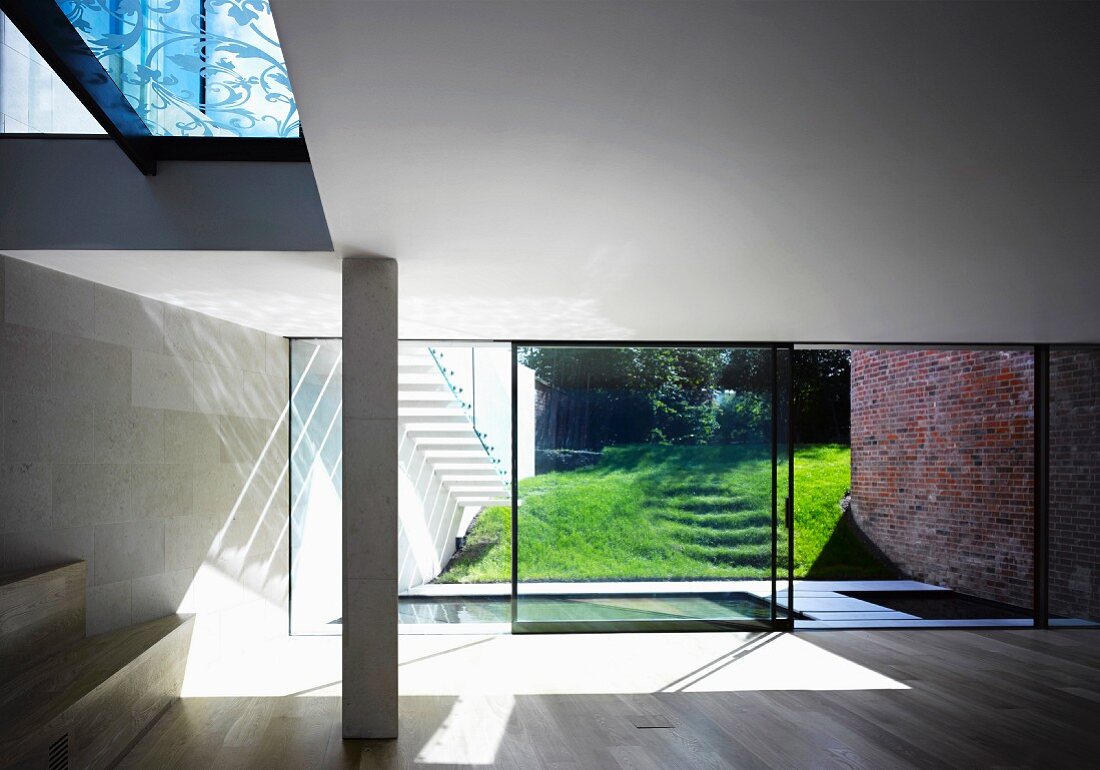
[0,255,289,661]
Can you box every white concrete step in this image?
[399,391,461,402]
[397,380,451,392]
[398,365,437,377]
[399,396,469,410]
[419,449,496,461]
[445,484,509,494]
[439,474,507,484]
[398,409,470,423]
[455,496,510,506]
[404,423,480,435]
[429,461,504,472]
[413,437,485,449]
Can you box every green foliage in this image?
[522,347,854,449]
[793,349,851,444]
[435,444,888,583]
[792,444,891,579]
[715,391,769,443]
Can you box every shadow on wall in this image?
[184,398,291,664]
[0,255,290,663]
[145,306,292,664]
[114,299,293,665]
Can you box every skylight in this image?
[56,0,299,138]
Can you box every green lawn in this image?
[435,443,890,583]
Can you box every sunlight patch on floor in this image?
[398,632,908,695]
[180,630,906,699]
[181,634,341,698]
[414,695,515,766]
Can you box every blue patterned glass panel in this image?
[56,1,299,137]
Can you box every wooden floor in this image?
[118,629,1100,769]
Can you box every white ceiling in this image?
[7,2,1100,341]
[269,0,1100,342]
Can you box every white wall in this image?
[0,137,331,252]
[0,256,289,663]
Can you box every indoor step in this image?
[0,561,86,684]
[0,613,194,770]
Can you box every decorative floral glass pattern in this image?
[56,0,298,137]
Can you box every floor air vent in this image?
[48,733,69,770]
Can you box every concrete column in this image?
[341,256,398,739]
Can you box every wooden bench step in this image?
[0,561,85,684]
[0,613,194,770]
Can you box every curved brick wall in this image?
[849,349,1034,608]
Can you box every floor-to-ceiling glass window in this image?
[510,344,791,632]
[289,339,516,634]
[289,339,1086,634]
[289,339,343,635]
[396,342,514,631]
[1048,347,1100,627]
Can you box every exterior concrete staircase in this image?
[397,347,509,588]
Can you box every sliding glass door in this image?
[510,343,793,632]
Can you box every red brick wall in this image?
[1050,350,1100,622]
[849,350,1034,608]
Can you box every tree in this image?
[519,346,851,450]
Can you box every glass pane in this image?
[1,11,104,133]
[514,345,778,631]
[55,0,299,137]
[289,339,343,635]
[397,343,512,632]
[1049,347,1100,627]
[794,347,1035,628]
[776,346,792,622]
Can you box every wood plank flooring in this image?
[118,629,1100,769]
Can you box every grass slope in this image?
[435,444,889,583]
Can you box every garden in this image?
[435,347,890,584]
